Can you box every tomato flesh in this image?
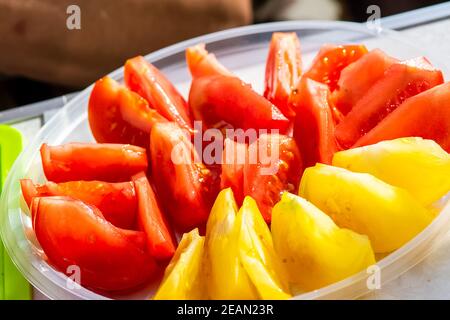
[355,82,450,152]
[124,56,192,131]
[304,44,368,92]
[189,75,290,132]
[32,196,158,292]
[186,43,232,78]
[291,78,338,168]
[150,122,220,232]
[132,172,176,261]
[41,143,148,183]
[336,57,444,148]
[20,179,137,229]
[264,32,302,119]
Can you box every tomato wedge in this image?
[264,32,302,119]
[354,82,450,152]
[220,138,248,206]
[132,172,176,261]
[243,133,302,223]
[124,56,192,130]
[186,43,232,78]
[41,143,148,183]
[189,75,290,132]
[32,196,158,291]
[150,122,220,232]
[88,76,167,149]
[331,49,398,115]
[20,179,137,229]
[291,78,338,168]
[304,44,368,92]
[335,57,444,148]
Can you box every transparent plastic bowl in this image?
[1,21,449,300]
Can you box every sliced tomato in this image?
[41,143,148,183]
[291,78,338,168]
[220,138,248,206]
[304,44,368,92]
[335,57,444,148]
[88,77,167,149]
[32,196,158,291]
[331,49,398,115]
[124,56,192,130]
[186,43,232,78]
[355,82,450,152]
[243,133,302,223]
[189,75,290,132]
[150,122,220,232]
[132,172,176,261]
[264,32,302,119]
[20,179,137,229]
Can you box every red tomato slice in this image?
[32,196,158,291]
[189,75,290,132]
[41,143,148,183]
[243,133,302,223]
[291,78,338,168]
[150,122,220,232]
[88,77,167,149]
[264,32,302,119]
[124,56,192,131]
[132,172,176,261]
[186,43,232,78]
[335,57,444,148]
[354,82,450,152]
[331,49,398,115]
[20,179,137,229]
[304,44,368,92]
[220,138,248,206]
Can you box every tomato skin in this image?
[189,75,290,132]
[132,172,176,261]
[304,44,368,92]
[335,57,444,149]
[264,32,302,119]
[186,44,232,78]
[150,122,220,232]
[243,133,303,223]
[32,196,158,292]
[331,49,398,115]
[40,143,148,183]
[354,82,450,152]
[124,56,192,131]
[20,179,137,229]
[291,78,338,168]
[88,77,166,149]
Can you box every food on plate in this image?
[264,32,302,118]
[150,122,220,232]
[354,82,450,153]
[153,229,205,300]
[124,56,193,131]
[220,138,247,206]
[333,138,450,207]
[303,44,368,92]
[88,76,167,149]
[291,78,338,168]
[331,49,397,115]
[272,193,375,291]
[40,143,148,183]
[20,179,137,229]
[335,57,444,148]
[132,172,176,261]
[186,43,232,78]
[299,164,434,253]
[32,196,158,291]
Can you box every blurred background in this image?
[0,0,446,111]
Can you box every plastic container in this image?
[1,21,449,300]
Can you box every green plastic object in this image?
[0,125,31,300]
